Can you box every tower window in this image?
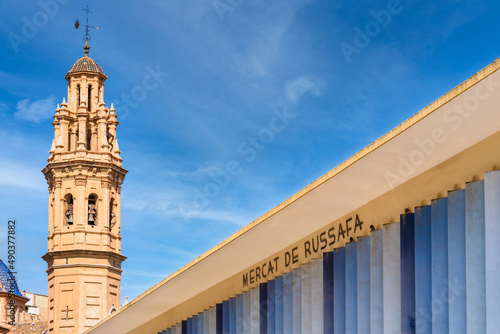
[88,85,92,111]
[109,198,116,231]
[88,195,97,225]
[87,130,92,151]
[68,129,72,152]
[76,85,81,107]
[64,194,74,225]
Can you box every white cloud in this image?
[285,76,323,103]
[15,96,56,123]
[0,160,46,190]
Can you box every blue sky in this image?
[1,0,500,303]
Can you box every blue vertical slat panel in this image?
[243,291,251,334]
[222,301,230,334]
[357,236,370,334]
[177,324,183,334]
[187,318,192,334]
[311,257,324,334]
[211,306,218,334]
[448,189,466,334]
[334,247,346,334]
[370,229,383,334]
[283,272,293,333]
[431,197,448,333]
[205,309,211,334]
[198,311,204,334]
[485,170,500,333]
[292,267,302,334]
[415,205,432,334]
[183,320,188,334]
[267,280,275,334]
[301,262,312,334]
[236,295,243,334]
[275,276,284,334]
[323,252,334,334]
[218,303,225,334]
[400,212,415,334]
[229,298,236,334]
[193,315,199,334]
[250,287,260,334]
[346,242,357,334]
[466,180,486,334]
[260,283,268,334]
[383,222,401,334]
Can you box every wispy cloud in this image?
[0,160,46,190]
[15,96,55,123]
[285,76,324,104]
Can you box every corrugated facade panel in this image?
[236,294,243,334]
[311,257,323,334]
[485,170,500,334]
[209,306,217,334]
[292,267,302,334]
[466,180,486,334]
[229,298,236,334]
[282,272,293,334]
[431,197,449,333]
[222,301,229,334]
[448,189,466,334]
[369,230,383,334]
[243,291,251,334]
[400,213,415,334]
[383,222,400,334]
[301,263,311,334]
[357,236,370,334]
[415,205,432,334]
[323,252,334,334]
[274,276,284,334]
[345,242,357,334]
[266,280,275,334]
[333,247,346,334]
[198,311,204,334]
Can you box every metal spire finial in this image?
[74,5,99,57]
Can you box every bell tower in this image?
[42,40,127,333]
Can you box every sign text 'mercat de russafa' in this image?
[242,215,363,288]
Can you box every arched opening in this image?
[109,198,116,231]
[87,85,92,111]
[98,86,101,103]
[76,85,81,107]
[64,194,74,225]
[109,306,117,315]
[88,194,97,226]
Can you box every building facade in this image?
[42,42,127,334]
[84,58,500,334]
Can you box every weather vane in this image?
[74,5,99,55]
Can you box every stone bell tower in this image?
[42,41,127,334]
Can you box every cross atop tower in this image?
[75,5,99,56]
